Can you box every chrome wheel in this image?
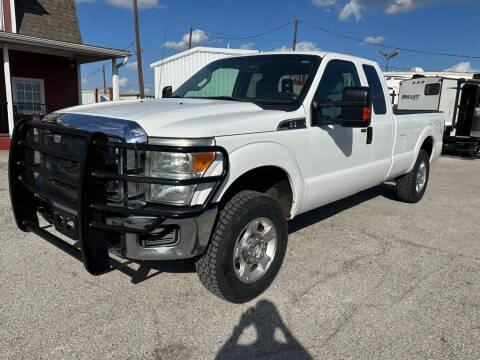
[233,217,277,284]
[416,161,427,193]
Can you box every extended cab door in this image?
[302,59,376,212]
[361,64,395,181]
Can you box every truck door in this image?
[303,59,375,212]
[361,64,395,181]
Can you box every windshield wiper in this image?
[194,96,244,102]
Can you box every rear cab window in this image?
[362,64,387,115]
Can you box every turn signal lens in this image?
[194,152,215,172]
[362,106,372,121]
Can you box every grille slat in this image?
[22,126,88,206]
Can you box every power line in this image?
[300,20,480,60]
[153,9,293,41]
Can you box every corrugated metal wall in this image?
[153,49,257,98]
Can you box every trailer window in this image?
[362,65,386,115]
[425,83,440,96]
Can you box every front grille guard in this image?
[9,120,229,275]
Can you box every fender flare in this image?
[406,126,436,173]
[213,141,306,218]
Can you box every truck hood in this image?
[61,98,304,138]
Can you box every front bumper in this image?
[9,119,228,274]
[110,208,218,261]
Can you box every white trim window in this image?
[12,77,46,115]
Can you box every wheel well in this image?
[219,166,293,218]
[421,136,434,158]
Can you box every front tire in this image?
[396,149,430,203]
[196,190,288,303]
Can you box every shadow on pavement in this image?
[216,300,312,360]
[289,183,397,234]
[39,229,194,284]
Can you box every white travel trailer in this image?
[397,76,458,125]
[397,75,480,156]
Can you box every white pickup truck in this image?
[9,51,444,303]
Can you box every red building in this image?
[0,0,131,149]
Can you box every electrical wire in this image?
[300,20,480,60]
[153,9,293,41]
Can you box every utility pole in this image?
[102,64,106,93]
[292,17,298,51]
[188,26,193,49]
[133,0,145,99]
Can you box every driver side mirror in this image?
[313,86,372,127]
[162,86,172,98]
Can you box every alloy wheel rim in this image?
[233,217,277,284]
[416,161,427,193]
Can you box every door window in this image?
[314,60,360,119]
[362,64,387,114]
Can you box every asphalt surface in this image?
[1,151,479,360]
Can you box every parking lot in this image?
[1,150,479,359]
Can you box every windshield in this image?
[172,55,321,109]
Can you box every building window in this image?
[12,77,46,115]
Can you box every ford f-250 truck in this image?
[9,52,444,303]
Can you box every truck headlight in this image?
[147,138,216,205]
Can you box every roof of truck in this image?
[231,50,380,67]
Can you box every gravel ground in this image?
[1,151,479,360]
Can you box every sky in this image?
[75,0,480,95]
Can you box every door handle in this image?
[366,126,373,144]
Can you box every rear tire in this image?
[471,142,480,158]
[396,149,430,203]
[196,190,288,303]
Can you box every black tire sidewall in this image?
[412,150,430,201]
[216,194,288,303]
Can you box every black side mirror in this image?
[337,87,372,127]
[312,86,372,128]
[162,86,172,98]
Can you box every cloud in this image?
[118,77,129,87]
[339,0,363,20]
[275,41,321,52]
[164,29,208,50]
[313,0,458,21]
[444,62,480,73]
[362,35,385,44]
[77,0,161,9]
[126,61,138,70]
[311,0,337,6]
[240,42,255,50]
[81,77,88,85]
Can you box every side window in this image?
[315,60,360,119]
[362,64,387,115]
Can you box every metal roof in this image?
[0,31,131,63]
